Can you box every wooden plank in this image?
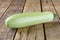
[42,0,60,40]
[0,0,25,40]
[14,0,44,40]
[52,0,60,17]
[0,0,12,18]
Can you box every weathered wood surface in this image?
[52,0,60,17]
[14,0,44,40]
[42,0,60,40]
[0,0,60,40]
[0,0,12,18]
[0,0,25,40]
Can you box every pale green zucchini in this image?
[5,12,57,28]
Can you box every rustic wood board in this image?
[0,0,25,40]
[52,0,60,17]
[0,0,12,18]
[42,0,60,40]
[14,0,44,40]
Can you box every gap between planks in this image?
[0,0,12,20]
[13,0,26,40]
[40,0,47,40]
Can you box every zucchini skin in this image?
[5,12,54,28]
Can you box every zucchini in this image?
[5,12,57,28]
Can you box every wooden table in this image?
[0,0,60,40]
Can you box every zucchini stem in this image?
[54,14,58,19]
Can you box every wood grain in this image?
[0,0,12,18]
[0,0,25,40]
[42,0,60,40]
[52,0,60,17]
[14,0,44,40]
